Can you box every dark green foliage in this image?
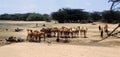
[102,10,120,23]
[43,14,51,22]
[0,8,119,23]
[51,8,120,23]
[51,8,91,23]
[90,12,102,22]
[26,13,44,21]
[0,13,51,21]
[0,14,11,20]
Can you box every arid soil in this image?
[0,20,120,57]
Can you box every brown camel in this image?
[104,24,109,35]
[27,29,45,42]
[51,27,59,37]
[27,29,33,41]
[40,27,52,37]
[80,27,88,38]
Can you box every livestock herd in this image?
[5,23,118,43]
[27,23,113,42]
[27,26,88,42]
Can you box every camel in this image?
[51,27,59,37]
[40,27,52,37]
[55,26,70,42]
[27,29,33,41]
[76,26,81,37]
[104,24,109,35]
[56,26,88,42]
[57,27,70,42]
[64,28,70,38]
[58,26,80,38]
[69,27,76,38]
[27,29,45,42]
[80,27,88,38]
[40,27,60,37]
[98,24,109,38]
[59,26,66,38]
[72,27,80,38]
[37,31,46,41]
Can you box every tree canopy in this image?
[0,13,51,21]
[0,8,119,23]
[51,8,91,23]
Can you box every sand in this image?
[0,20,120,57]
[0,42,120,57]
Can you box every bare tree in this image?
[108,0,120,10]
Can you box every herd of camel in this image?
[27,26,88,42]
[27,23,112,42]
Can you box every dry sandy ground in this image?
[0,20,120,57]
[0,20,120,46]
[0,42,120,57]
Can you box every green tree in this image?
[0,14,11,20]
[43,14,51,22]
[102,10,120,23]
[91,12,102,22]
[26,13,44,21]
[51,8,91,23]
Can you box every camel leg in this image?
[54,32,56,37]
[35,36,37,41]
[71,32,73,38]
[80,31,82,37]
[101,30,104,38]
[66,32,69,38]
[29,35,33,41]
[43,34,46,41]
[56,32,60,42]
[39,36,41,42]
[83,31,85,38]
[77,32,79,38]
[65,38,68,42]
[26,35,29,41]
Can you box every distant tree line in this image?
[0,13,51,22]
[51,8,120,23]
[51,8,91,23]
[0,8,120,23]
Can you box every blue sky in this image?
[0,0,114,14]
